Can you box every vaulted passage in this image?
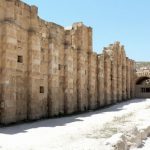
[135,77,150,98]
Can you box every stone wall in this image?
[0,0,135,124]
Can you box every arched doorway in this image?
[135,76,150,98]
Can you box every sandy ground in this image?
[0,98,150,150]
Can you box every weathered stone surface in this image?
[0,0,135,124]
[111,44,118,104]
[126,58,131,99]
[106,124,150,150]
[121,46,127,101]
[117,42,123,102]
[135,63,150,98]
[105,133,128,150]
[97,54,105,107]
[104,48,112,105]
[88,52,97,109]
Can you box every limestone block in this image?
[104,49,112,105]
[48,24,65,115]
[88,27,93,52]
[77,51,88,111]
[88,53,97,110]
[72,23,92,52]
[0,24,17,124]
[48,87,60,116]
[5,0,15,21]
[105,133,128,150]
[97,54,105,107]
[117,44,123,102]
[28,31,48,120]
[58,50,65,114]
[138,125,150,138]
[130,60,136,98]
[73,49,78,112]
[30,6,39,31]
[108,44,117,103]
[0,0,5,20]
[16,75,27,121]
[111,58,117,103]
[64,47,76,114]
[28,78,48,120]
[121,46,127,100]
[118,125,142,148]
[126,58,131,99]
[48,40,61,116]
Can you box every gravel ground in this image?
[0,98,150,150]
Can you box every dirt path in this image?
[0,99,150,150]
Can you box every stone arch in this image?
[135,73,150,98]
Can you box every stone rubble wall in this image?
[0,0,135,124]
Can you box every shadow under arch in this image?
[135,76,150,98]
[136,76,150,85]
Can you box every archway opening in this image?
[135,76,150,98]
[136,76,150,85]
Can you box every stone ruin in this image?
[0,0,136,124]
[135,62,150,98]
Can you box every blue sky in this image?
[22,0,150,61]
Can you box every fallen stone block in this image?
[105,133,128,150]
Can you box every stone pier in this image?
[104,48,112,105]
[126,58,131,99]
[97,54,105,107]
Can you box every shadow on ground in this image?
[0,98,147,135]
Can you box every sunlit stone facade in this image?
[0,0,135,124]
